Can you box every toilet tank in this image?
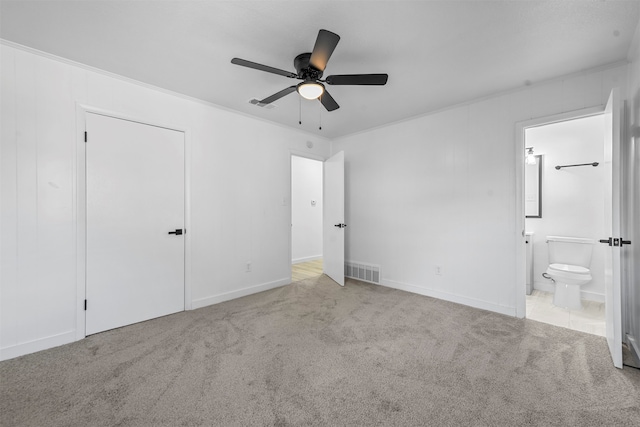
[546,236,594,268]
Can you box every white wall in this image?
[623,15,640,363]
[0,43,331,360]
[291,156,323,264]
[333,64,627,316]
[525,115,606,301]
[3,31,637,361]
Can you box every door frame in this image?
[288,150,327,283]
[514,105,604,318]
[74,104,192,340]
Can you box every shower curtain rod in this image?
[555,162,599,170]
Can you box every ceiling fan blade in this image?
[309,29,340,72]
[319,90,340,111]
[325,74,388,85]
[259,86,297,104]
[231,58,297,78]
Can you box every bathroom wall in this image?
[525,115,606,301]
[291,156,323,263]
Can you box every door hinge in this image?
[84,131,87,143]
[84,299,87,311]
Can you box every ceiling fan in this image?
[231,29,388,112]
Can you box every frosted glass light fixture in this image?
[526,147,537,165]
[297,81,324,100]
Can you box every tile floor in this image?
[526,289,606,337]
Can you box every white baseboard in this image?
[0,330,76,361]
[627,334,640,366]
[533,281,605,303]
[0,279,291,361]
[292,255,322,265]
[380,278,516,317]
[533,281,555,294]
[581,290,605,303]
[191,278,290,310]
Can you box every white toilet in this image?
[545,236,594,310]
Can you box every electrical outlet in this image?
[246,261,251,272]
[435,266,442,276]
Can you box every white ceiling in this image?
[1,1,639,138]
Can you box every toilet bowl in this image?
[545,236,594,310]
[546,263,592,309]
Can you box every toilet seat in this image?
[546,263,592,286]
[548,263,590,275]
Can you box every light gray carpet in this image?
[1,275,639,426]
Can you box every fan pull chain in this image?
[299,96,302,125]
[317,94,322,130]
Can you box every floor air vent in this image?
[345,261,380,284]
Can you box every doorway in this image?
[516,89,623,368]
[291,155,324,282]
[523,114,606,336]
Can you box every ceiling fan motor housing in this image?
[294,53,323,80]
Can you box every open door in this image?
[602,88,623,368]
[323,151,345,286]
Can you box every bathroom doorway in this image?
[516,90,624,368]
[291,155,324,282]
[523,113,606,336]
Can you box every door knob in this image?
[599,237,632,247]
[168,229,183,235]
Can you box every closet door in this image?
[85,113,185,335]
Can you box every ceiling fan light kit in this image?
[231,29,388,113]
[297,81,324,100]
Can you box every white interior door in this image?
[603,89,623,368]
[323,151,345,286]
[86,113,185,335]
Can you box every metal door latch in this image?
[168,229,183,235]
[599,237,631,247]
[334,223,347,228]
[599,237,612,246]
